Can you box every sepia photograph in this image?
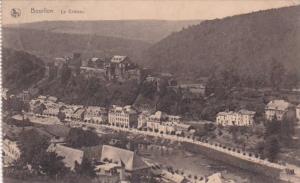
[1,0,300,182]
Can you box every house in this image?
[99,145,150,179]
[146,111,184,134]
[137,111,150,129]
[2,135,21,167]
[147,111,168,132]
[2,88,9,100]
[265,100,294,121]
[205,172,235,183]
[296,104,300,121]
[61,105,75,120]
[29,99,46,115]
[160,170,186,183]
[108,105,138,128]
[48,143,84,171]
[84,106,107,124]
[61,105,83,121]
[71,108,85,121]
[29,96,61,116]
[216,110,256,126]
[43,102,62,117]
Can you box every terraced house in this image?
[216,110,256,126]
[108,105,138,128]
[84,106,107,124]
[265,100,294,121]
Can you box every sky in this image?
[2,0,300,25]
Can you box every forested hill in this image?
[5,20,201,43]
[145,5,300,86]
[2,48,45,93]
[2,27,150,62]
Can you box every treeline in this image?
[205,59,299,98]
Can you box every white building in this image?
[3,136,21,167]
[146,111,182,134]
[84,106,107,124]
[296,104,300,121]
[265,100,293,121]
[108,105,138,128]
[43,102,61,116]
[61,105,83,121]
[216,110,256,126]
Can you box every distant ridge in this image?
[4,20,201,43]
[144,5,300,83]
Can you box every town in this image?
[3,2,300,183]
[3,53,300,183]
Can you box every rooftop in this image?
[110,105,137,114]
[266,100,292,111]
[101,145,149,171]
[111,55,127,63]
[48,144,84,170]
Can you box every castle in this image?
[49,53,142,83]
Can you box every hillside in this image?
[145,5,300,86]
[2,48,45,93]
[2,27,150,62]
[5,20,201,43]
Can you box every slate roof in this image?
[101,145,149,171]
[111,56,128,63]
[266,100,292,111]
[49,144,84,170]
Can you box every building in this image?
[43,102,62,117]
[3,135,21,167]
[160,170,186,183]
[48,143,84,171]
[107,55,141,82]
[216,110,256,126]
[146,111,184,134]
[29,99,46,115]
[265,100,294,121]
[108,105,138,128]
[137,111,151,129]
[296,104,300,121]
[84,106,107,124]
[80,66,107,79]
[99,145,150,179]
[60,105,83,121]
[20,90,31,102]
[29,96,61,116]
[71,108,85,121]
[2,88,9,100]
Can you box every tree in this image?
[17,129,68,176]
[75,158,96,177]
[270,59,285,90]
[57,111,66,122]
[264,117,281,138]
[66,128,100,148]
[18,129,50,169]
[264,135,280,162]
[39,151,69,177]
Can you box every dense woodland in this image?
[145,5,300,87]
